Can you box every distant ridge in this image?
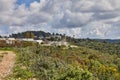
[7,30,120,43]
[94,39,120,43]
[9,31,63,38]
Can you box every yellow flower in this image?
[114,73,119,78]
[112,68,117,72]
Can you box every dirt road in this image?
[0,51,16,79]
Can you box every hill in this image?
[70,38,120,57]
[95,39,120,43]
[9,31,52,38]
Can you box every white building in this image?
[18,38,43,44]
[18,38,34,42]
[35,40,43,44]
[6,38,16,44]
[49,41,68,46]
[0,38,6,40]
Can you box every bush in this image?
[58,67,93,80]
[31,56,68,80]
[12,66,33,79]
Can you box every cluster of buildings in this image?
[0,37,69,46]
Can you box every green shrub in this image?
[58,67,93,80]
[13,66,33,79]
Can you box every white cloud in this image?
[0,0,120,39]
[52,10,93,28]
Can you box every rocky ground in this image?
[0,51,16,80]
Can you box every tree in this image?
[26,32,34,39]
[26,32,31,38]
[31,32,34,39]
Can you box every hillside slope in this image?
[5,45,120,80]
[71,39,120,56]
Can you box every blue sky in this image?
[17,0,40,6]
[0,0,120,39]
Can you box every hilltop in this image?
[9,31,63,39]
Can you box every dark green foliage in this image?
[31,57,68,80]
[9,31,52,38]
[70,39,120,57]
[9,31,63,39]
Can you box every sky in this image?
[0,0,120,39]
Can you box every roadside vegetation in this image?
[0,47,14,51]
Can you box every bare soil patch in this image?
[0,51,16,79]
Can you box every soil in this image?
[0,51,16,80]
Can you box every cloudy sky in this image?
[0,0,120,39]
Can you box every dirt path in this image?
[0,51,16,79]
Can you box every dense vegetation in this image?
[9,31,51,38]
[0,40,37,47]
[70,39,120,57]
[5,44,120,80]
[9,31,64,39]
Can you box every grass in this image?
[0,47,14,51]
